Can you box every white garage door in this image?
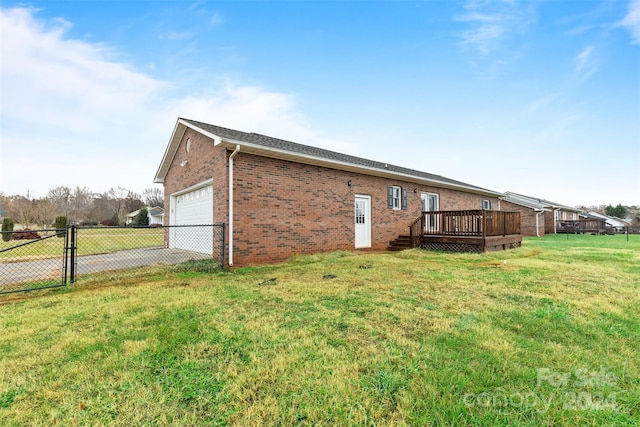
[171,185,214,254]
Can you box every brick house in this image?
[154,118,510,266]
[500,192,581,236]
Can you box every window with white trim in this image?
[391,186,401,210]
[482,199,492,210]
[387,186,408,210]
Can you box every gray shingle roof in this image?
[502,192,580,212]
[182,118,499,194]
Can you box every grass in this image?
[0,234,638,425]
[0,227,164,261]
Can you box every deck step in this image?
[388,235,412,251]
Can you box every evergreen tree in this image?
[133,207,149,226]
[2,218,14,242]
[605,204,627,218]
[54,216,68,237]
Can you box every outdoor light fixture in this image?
[180,160,189,167]
[347,179,352,187]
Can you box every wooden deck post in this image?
[409,224,414,249]
[482,210,487,252]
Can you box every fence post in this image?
[63,225,70,285]
[221,223,226,267]
[70,225,77,283]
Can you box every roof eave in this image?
[500,197,549,211]
[154,118,224,183]
[156,118,503,197]
[503,192,580,212]
[215,139,503,198]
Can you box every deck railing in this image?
[556,219,609,233]
[409,210,521,247]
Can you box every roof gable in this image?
[155,118,503,197]
[587,212,631,227]
[502,192,580,213]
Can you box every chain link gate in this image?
[1,224,225,295]
[0,228,69,295]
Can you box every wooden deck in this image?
[556,219,611,234]
[389,210,522,253]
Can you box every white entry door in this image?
[354,195,371,248]
[421,192,440,233]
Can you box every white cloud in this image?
[521,93,560,115]
[620,0,640,43]
[457,13,506,54]
[456,0,535,54]
[158,31,192,41]
[210,12,223,26]
[1,6,164,133]
[0,6,337,198]
[163,82,354,154]
[574,45,598,81]
[575,45,593,69]
[186,1,223,26]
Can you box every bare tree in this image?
[88,193,114,223]
[32,198,53,227]
[107,187,127,224]
[71,186,95,223]
[142,187,164,208]
[124,191,145,214]
[2,194,25,222]
[47,186,73,220]
[13,194,36,228]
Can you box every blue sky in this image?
[1,0,639,206]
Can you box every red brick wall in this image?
[500,201,545,236]
[163,128,228,226]
[162,131,503,266]
[544,211,556,235]
[230,151,499,265]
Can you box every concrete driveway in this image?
[1,247,213,289]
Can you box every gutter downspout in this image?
[228,145,241,266]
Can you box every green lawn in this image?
[0,234,638,426]
[0,227,164,261]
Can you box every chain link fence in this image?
[0,228,68,294]
[73,225,225,279]
[1,224,225,295]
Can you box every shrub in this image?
[133,207,149,226]
[100,219,118,227]
[2,218,14,242]
[80,220,98,227]
[54,216,68,237]
[13,229,41,240]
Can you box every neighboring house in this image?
[500,192,582,236]
[586,212,631,232]
[125,210,138,225]
[577,212,611,234]
[125,207,165,225]
[148,207,165,225]
[154,118,512,266]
